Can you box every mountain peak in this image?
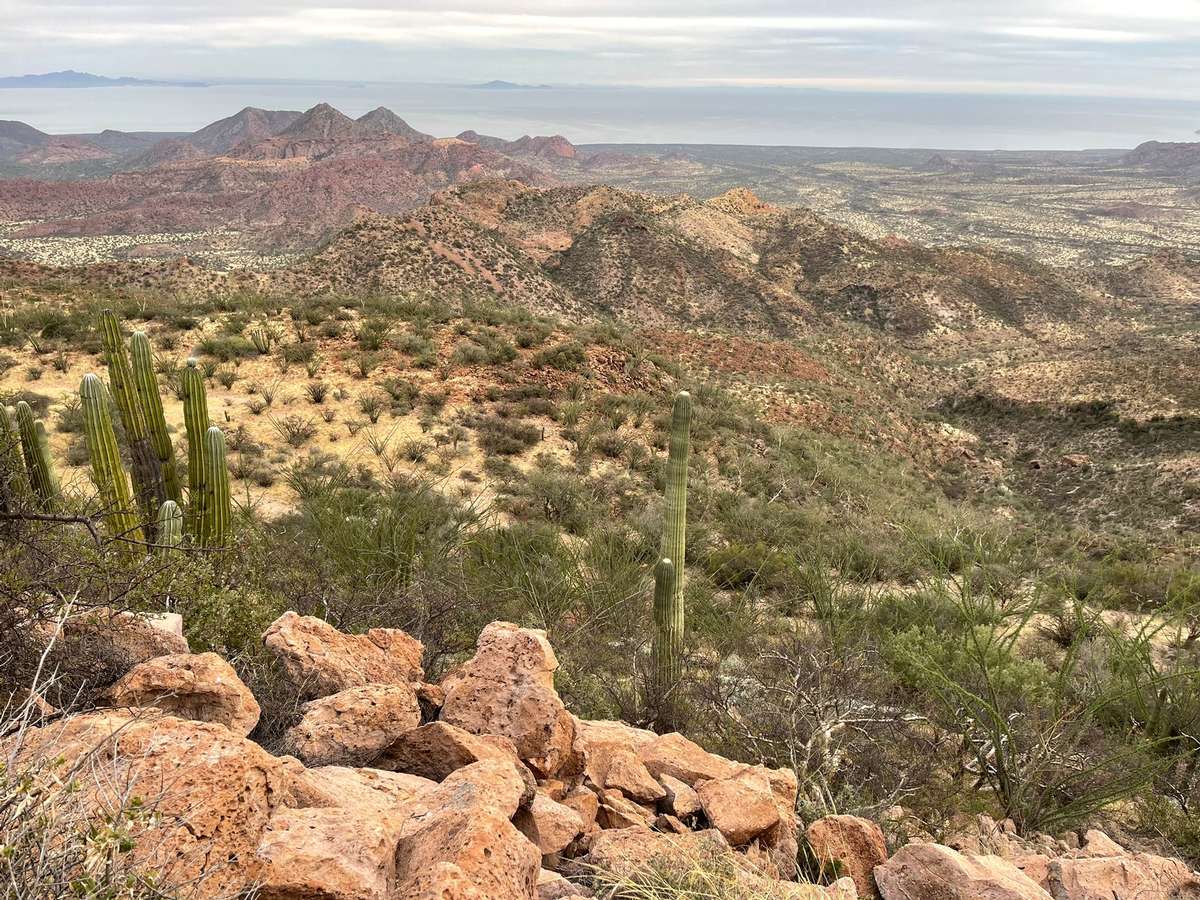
[281,103,360,140]
[355,107,433,142]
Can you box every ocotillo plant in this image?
[156,499,183,552]
[130,331,182,504]
[14,401,60,505]
[80,373,144,543]
[0,404,32,511]
[99,310,166,525]
[652,390,691,725]
[198,426,231,546]
[180,358,211,536]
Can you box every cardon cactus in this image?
[99,310,166,523]
[130,330,181,504]
[198,426,231,546]
[14,401,60,505]
[80,373,144,543]
[653,390,691,724]
[180,358,211,535]
[0,404,33,510]
[156,499,183,551]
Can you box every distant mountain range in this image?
[0,70,207,88]
[469,80,552,90]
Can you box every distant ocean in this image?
[2,81,1198,150]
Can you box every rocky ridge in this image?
[8,609,1199,899]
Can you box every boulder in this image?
[574,718,657,790]
[601,749,665,803]
[696,770,780,846]
[284,682,421,767]
[440,621,577,777]
[105,651,260,736]
[5,709,291,898]
[637,731,741,785]
[807,815,888,899]
[255,806,398,900]
[394,759,542,899]
[375,720,525,782]
[659,773,701,819]
[262,611,424,700]
[537,868,592,899]
[875,843,1052,899]
[515,790,585,853]
[561,785,601,832]
[286,764,436,813]
[1046,851,1200,899]
[598,788,656,829]
[761,765,802,879]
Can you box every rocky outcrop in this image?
[284,682,421,767]
[263,611,424,699]
[875,843,1052,899]
[105,651,260,736]
[441,621,577,777]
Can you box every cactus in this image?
[180,358,211,535]
[249,325,274,354]
[0,404,33,510]
[198,426,231,546]
[14,401,60,505]
[130,331,182,505]
[80,373,144,543]
[652,390,690,724]
[99,311,166,525]
[156,499,183,552]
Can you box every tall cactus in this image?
[155,499,183,552]
[15,401,60,505]
[99,310,166,525]
[198,426,231,546]
[80,373,144,544]
[130,331,181,504]
[0,404,32,510]
[652,390,691,725]
[180,358,210,536]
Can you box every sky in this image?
[3,0,1200,100]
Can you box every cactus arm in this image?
[99,310,166,524]
[80,373,144,544]
[14,401,60,505]
[180,358,211,537]
[0,404,32,510]
[155,499,183,552]
[199,426,231,546]
[130,331,182,504]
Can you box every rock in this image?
[1077,829,1125,857]
[574,718,658,789]
[696,771,780,846]
[105,651,260,736]
[598,788,655,829]
[262,611,424,700]
[655,813,689,834]
[537,868,592,899]
[515,790,585,853]
[638,731,741,785]
[394,759,542,899]
[659,773,701,819]
[1046,851,1200,899]
[807,815,889,899]
[875,843,1052,899]
[375,720,524,782]
[561,785,600,832]
[601,749,665,803]
[415,681,444,721]
[284,682,421,767]
[761,765,802,880]
[255,806,397,900]
[287,764,436,814]
[440,621,577,777]
[5,709,292,898]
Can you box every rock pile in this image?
[7,611,1200,900]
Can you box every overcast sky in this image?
[3,0,1200,99]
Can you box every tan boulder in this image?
[537,868,592,899]
[875,843,1052,899]
[660,773,701,819]
[696,770,780,846]
[286,764,436,813]
[262,611,424,699]
[601,749,666,803]
[105,651,260,736]
[561,785,601,832]
[807,815,889,899]
[284,682,420,767]
[1046,851,1200,899]
[637,731,741,785]
[515,790,585,853]
[375,720,524,781]
[255,806,398,900]
[762,765,802,880]
[440,621,577,777]
[574,718,658,789]
[598,788,656,829]
[394,758,542,899]
[5,709,291,898]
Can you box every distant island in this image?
[469,80,552,90]
[0,70,207,88]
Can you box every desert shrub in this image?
[532,340,587,372]
[473,415,541,456]
[197,335,254,361]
